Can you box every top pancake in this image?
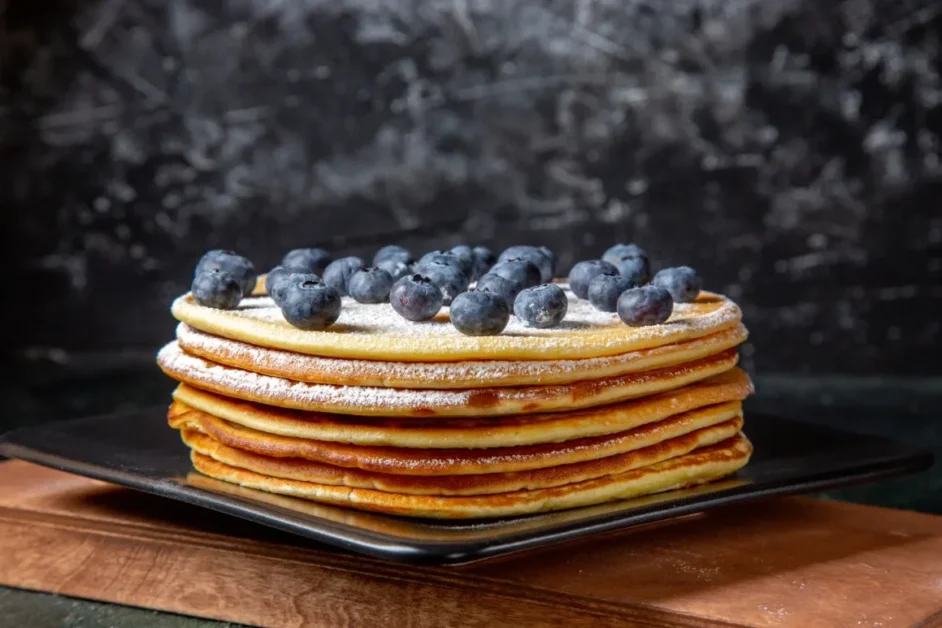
[171,284,742,361]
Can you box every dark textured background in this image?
[1,1,940,418]
[0,5,941,622]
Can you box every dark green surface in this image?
[0,588,246,627]
[745,374,942,515]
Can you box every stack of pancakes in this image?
[156,280,754,519]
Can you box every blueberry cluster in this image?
[191,240,702,335]
[568,243,702,327]
[191,250,257,310]
[447,244,567,335]
[191,248,343,331]
[388,244,502,331]
[361,243,568,336]
[263,248,343,330]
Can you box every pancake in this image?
[168,401,189,419]
[189,434,753,518]
[176,321,748,389]
[178,417,742,496]
[157,342,740,417]
[171,287,742,361]
[169,401,743,474]
[170,367,754,449]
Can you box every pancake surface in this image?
[171,287,741,361]
[158,341,740,417]
[189,434,753,518]
[168,401,743,474]
[170,368,753,448]
[175,321,749,389]
[179,417,742,496]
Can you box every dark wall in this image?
[3,0,941,378]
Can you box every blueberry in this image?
[419,260,470,306]
[194,249,236,276]
[617,285,674,326]
[449,245,474,267]
[279,276,342,330]
[348,267,395,303]
[418,250,472,278]
[514,284,568,328]
[265,265,303,306]
[568,260,619,300]
[498,246,554,282]
[474,273,523,308]
[652,266,701,303]
[322,256,365,296]
[489,258,541,289]
[612,255,651,285]
[450,290,510,336]
[373,245,411,266]
[471,246,496,280]
[192,268,243,309]
[602,243,647,265]
[282,248,332,276]
[390,274,444,321]
[195,250,256,296]
[587,274,636,312]
[376,257,414,281]
[272,271,320,306]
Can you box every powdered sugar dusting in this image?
[176,321,746,386]
[160,342,469,410]
[157,341,736,415]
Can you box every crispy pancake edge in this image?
[189,434,753,519]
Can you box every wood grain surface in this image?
[0,461,940,628]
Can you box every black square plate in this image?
[0,409,932,565]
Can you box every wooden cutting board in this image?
[0,460,940,628]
